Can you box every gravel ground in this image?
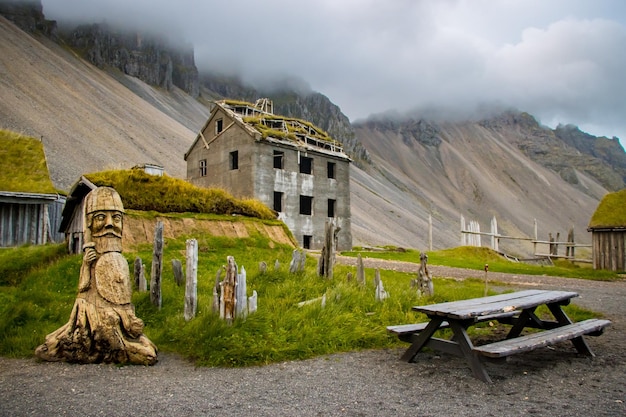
[1,258,625,417]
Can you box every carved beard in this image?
[93,233,123,254]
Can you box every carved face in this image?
[90,210,123,239]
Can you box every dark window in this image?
[199,159,207,177]
[300,195,313,215]
[230,151,238,170]
[216,118,223,134]
[303,235,312,249]
[328,199,336,218]
[273,150,284,169]
[327,162,336,179]
[273,191,283,212]
[300,156,313,174]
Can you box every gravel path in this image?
[1,259,625,417]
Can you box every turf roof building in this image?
[184,99,352,250]
[0,131,65,247]
[587,189,626,271]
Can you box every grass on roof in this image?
[589,188,626,228]
[84,169,277,220]
[0,129,56,194]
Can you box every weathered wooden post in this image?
[483,263,489,296]
[356,253,365,286]
[236,265,248,319]
[428,214,433,251]
[184,239,198,321]
[248,290,258,314]
[138,263,147,292]
[172,259,184,286]
[150,221,164,309]
[289,249,305,273]
[318,219,338,279]
[566,226,575,258]
[212,267,224,314]
[134,257,142,288]
[375,269,389,301]
[221,256,237,324]
[417,252,434,296]
[491,216,499,252]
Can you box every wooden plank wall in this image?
[592,230,626,271]
[0,198,66,247]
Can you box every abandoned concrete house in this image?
[184,99,352,250]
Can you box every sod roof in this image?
[0,129,56,194]
[588,188,626,228]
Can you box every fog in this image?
[40,0,626,145]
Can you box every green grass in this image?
[1,233,604,366]
[85,169,276,220]
[0,129,57,194]
[343,246,620,281]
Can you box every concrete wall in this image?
[253,143,352,251]
[186,110,352,251]
[186,109,255,198]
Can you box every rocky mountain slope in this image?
[1,5,624,256]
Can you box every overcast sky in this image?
[41,0,626,146]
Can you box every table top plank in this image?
[412,290,578,320]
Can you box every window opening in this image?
[229,151,238,170]
[199,159,207,177]
[273,150,284,169]
[303,235,312,249]
[300,156,313,174]
[300,195,313,215]
[328,199,336,218]
[216,118,223,134]
[327,162,336,179]
[273,191,283,212]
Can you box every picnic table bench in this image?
[388,289,611,383]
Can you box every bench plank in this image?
[473,319,611,358]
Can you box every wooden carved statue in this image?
[36,187,157,365]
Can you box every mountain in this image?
[1,4,624,256]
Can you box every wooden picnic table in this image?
[388,289,610,383]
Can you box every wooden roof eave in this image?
[0,191,60,204]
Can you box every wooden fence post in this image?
[356,253,365,286]
[138,263,147,292]
[236,265,248,319]
[150,221,163,309]
[221,256,237,324]
[417,252,434,296]
[184,239,198,321]
[172,259,184,286]
[317,219,337,278]
[134,257,142,288]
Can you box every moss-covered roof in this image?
[0,129,56,194]
[588,189,626,228]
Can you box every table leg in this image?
[547,303,595,356]
[507,308,543,338]
[400,317,444,362]
[448,320,492,383]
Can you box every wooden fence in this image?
[460,215,592,263]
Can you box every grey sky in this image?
[41,0,626,145]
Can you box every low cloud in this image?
[41,0,626,144]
